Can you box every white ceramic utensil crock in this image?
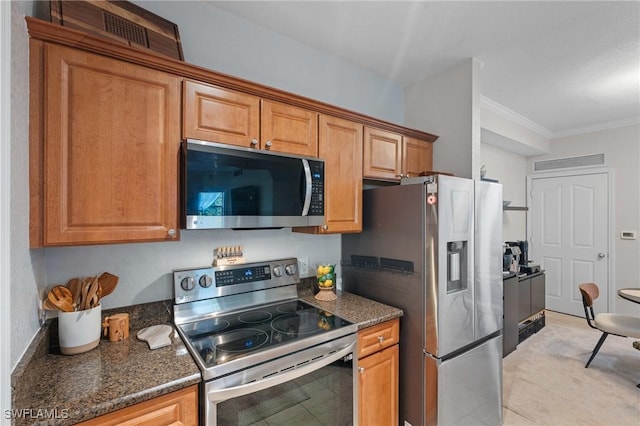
[58,304,101,355]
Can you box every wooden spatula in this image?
[98,272,119,298]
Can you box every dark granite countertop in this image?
[298,278,403,329]
[11,286,401,425]
[11,301,201,426]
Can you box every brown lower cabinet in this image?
[357,319,400,426]
[76,385,198,426]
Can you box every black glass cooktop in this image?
[179,300,353,368]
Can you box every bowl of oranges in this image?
[314,263,337,301]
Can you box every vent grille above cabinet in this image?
[103,12,148,47]
[533,154,605,172]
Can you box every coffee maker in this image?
[506,240,540,274]
[506,240,528,266]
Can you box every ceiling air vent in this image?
[103,12,148,47]
[533,154,605,172]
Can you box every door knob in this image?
[597,253,606,259]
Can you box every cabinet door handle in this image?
[378,336,385,343]
[265,140,273,148]
[167,228,176,237]
[250,138,258,146]
[358,367,365,374]
[322,225,328,231]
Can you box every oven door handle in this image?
[207,341,354,403]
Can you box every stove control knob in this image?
[199,275,213,288]
[285,264,297,275]
[180,276,195,291]
[273,266,283,277]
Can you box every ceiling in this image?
[209,1,640,138]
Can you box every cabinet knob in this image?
[396,173,406,178]
[358,367,365,374]
[250,139,258,146]
[167,228,177,237]
[378,336,385,343]
[265,140,273,148]
[322,225,328,231]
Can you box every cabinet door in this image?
[42,44,180,246]
[358,344,399,426]
[518,278,532,322]
[530,274,546,315]
[295,115,362,234]
[363,127,402,180]
[503,276,519,356]
[403,136,433,178]
[76,385,198,425]
[261,100,318,157]
[183,80,260,148]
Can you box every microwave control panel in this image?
[309,162,324,216]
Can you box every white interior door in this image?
[529,172,609,316]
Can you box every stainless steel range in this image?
[173,258,358,425]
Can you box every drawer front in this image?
[357,318,399,359]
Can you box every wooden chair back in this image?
[578,282,600,330]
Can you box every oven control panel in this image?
[173,258,299,304]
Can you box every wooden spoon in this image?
[47,285,74,313]
[42,297,58,311]
[79,278,91,311]
[66,277,82,310]
[85,276,100,309]
[98,272,119,298]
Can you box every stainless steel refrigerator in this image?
[342,175,503,426]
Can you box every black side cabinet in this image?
[517,272,546,343]
[518,272,546,321]
[503,275,519,357]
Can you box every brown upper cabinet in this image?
[403,136,434,178]
[363,127,433,181]
[295,115,363,234]
[30,42,181,247]
[183,80,318,157]
[27,17,438,244]
[183,80,260,148]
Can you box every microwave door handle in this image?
[301,158,312,216]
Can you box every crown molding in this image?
[480,95,553,138]
[551,116,640,139]
[481,95,639,140]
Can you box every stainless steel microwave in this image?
[182,140,325,229]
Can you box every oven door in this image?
[205,335,357,425]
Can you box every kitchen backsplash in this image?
[42,229,341,312]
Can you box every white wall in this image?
[405,59,482,178]
[9,0,45,373]
[9,1,407,370]
[1,1,12,422]
[480,144,528,241]
[529,124,640,316]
